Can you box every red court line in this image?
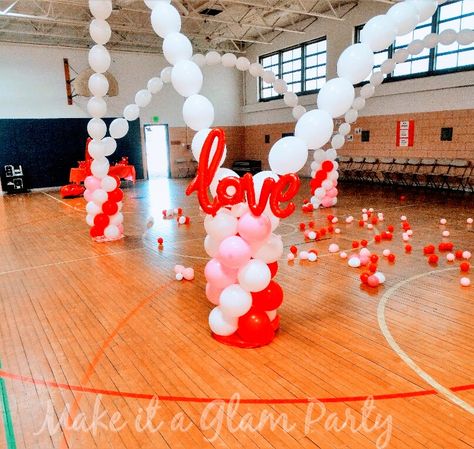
[0,370,472,405]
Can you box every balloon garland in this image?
[83,0,473,346]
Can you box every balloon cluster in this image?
[204,207,283,347]
[84,175,124,240]
[310,149,339,208]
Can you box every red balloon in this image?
[102,200,119,216]
[321,160,334,172]
[237,308,274,345]
[94,213,110,228]
[90,225,103,238]
[251,281,284,311]
[108,188,124,203]
[267,261,278,278]
[460,262,470,272]
[113,176,121,186]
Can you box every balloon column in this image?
[187,128,299,347]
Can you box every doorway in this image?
[144,124,170,178]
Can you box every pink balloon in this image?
[174,265,185,274]
[321,197,333,208]
[217,236,252,269]
[84,189,93,202]
[237,212,271,243]
[327,187,338,198]
[84,176,101,192]
[367,275,380,288]
[359,255,370,266]
[183,268,195,281]
[204,258,237,289]
[206,283,222,305]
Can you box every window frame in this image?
[354,0,474,84]
[258,36,327,102]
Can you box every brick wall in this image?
[167,109,473,178]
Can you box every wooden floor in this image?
[0,179,473,449]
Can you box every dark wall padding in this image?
[0,118,143,189]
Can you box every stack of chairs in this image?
[336,156,472,192]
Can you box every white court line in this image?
[377,267,474,415]
[42,192,85,213]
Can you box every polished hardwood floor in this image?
[0,179,473,449]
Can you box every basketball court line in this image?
[377,267,474,415]
[0,360,17,449]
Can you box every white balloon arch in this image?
[83,0,473,346]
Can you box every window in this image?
[355,0,474,82]
[259,37,327,101]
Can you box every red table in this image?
[69,165,136,184]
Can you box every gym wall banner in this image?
[396,120,415,147]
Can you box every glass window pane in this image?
[440,2,463,20]
[461,14,474,29]
[411,58,429,73]
[393,61,411,76]
[458,49,474,66]
[463,0,474,14]
[436,52,459,69]
[305,79,317,91]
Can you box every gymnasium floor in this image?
[0,179,473,449]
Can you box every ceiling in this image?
[0,0,394,54]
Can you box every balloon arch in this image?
[83,0,473,347]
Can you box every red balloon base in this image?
[212,315,280,349]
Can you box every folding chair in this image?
[401,158,422,187]
[425,159,452,189]
[416,158,437,188]
[338,156,352,181]
[377,158,395,184]
[361,157,378,183]
[443,159,470,190]
[386,158,408,185]
[349,157,365,182]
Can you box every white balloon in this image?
[263,206,280,232]
[423,33,440,48]
[283,92,298,107]
[337,43,374,84]
[325,148,338,160]
[313,149,326,162]
[344,109,358,124]
[87,118,107,140]
[393,48,410,63]
[262,70,276,84]
[231,203,249,218]
[331,134,345,150]
[101,175,117,192]
[269,136,308,175]
[144,0,171,9]
[151,2,181,38]
[249,63,264,77]
[204,235,221,258]
[387,2,420,36]
[238,259,271,293]
[86,201,101,216]
[439,29,457,46]
[221,53,237,67]
[172,60,203,97]
[236,57,250,71]
[135,89,152,108]
[123,104,140,121]
[147,77,163,94]
[88,45,111,74]
[295,110,334,149]
[109,118,129,139]
[370,71,385,86]
[92,188,108,204]
[253,233,283,263]
[87,96,107,118]
[360,84,375,99]
[317,77,355,118]
[360,15,397,52]
[104,225,120,239]
[407,40,425,55]
[380,59,396,74]
[103,136,117,156]
[192,53,206,67]
[89,19,111,45]
[110,212,124,226]
[89,0,112,20]
[86,214,95,226]
[273,79,287,94]
[88,73,109,97]
[191,128,226,164]
[204,211,238,241]
[160,66,172,83]
[205,51,221,65]
[292,105,306,120]
[210,168,239,197]
[163,32,192,65]
[208,307,238,336]
[406,0,437,22]
[253,171,279,202]
[219,285,252,318]
[352,97,365,111]
[88,139,106,159]
[339,122,351,135]
[458,29,474,46]
[90,157,109,178]
[183,95,214,131]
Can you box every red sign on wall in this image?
[396,120,415,147]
